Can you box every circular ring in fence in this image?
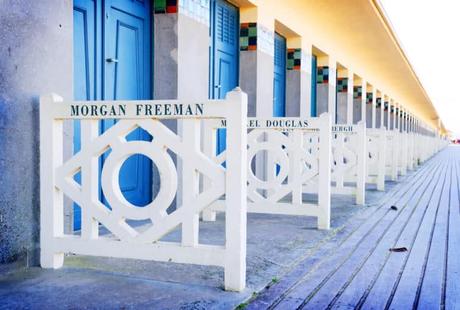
[101,140,177,221]
[247,141,289,189]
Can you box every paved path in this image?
[249,145,460,310]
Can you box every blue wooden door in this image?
[210,0,239,153]
[73,0,152,229]
[104,0,152,207]
[311,55,317,117]
[73,0,99,230]
[273,33,286,117]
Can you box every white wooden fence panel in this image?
[203,114,332,229]
[40,90,248,291]
[330,122,366,205]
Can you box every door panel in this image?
[73,0,152,229]
[210,0,239,153]
[311,55,317,117]
[273,33,286,117]
[73,0,97,230]
[104,0,152,206]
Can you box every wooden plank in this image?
[416,150,452,308]
[360,152,448,309]
[305,160,444,309]
[329,153,446,309]
[388,151,449,309]
[445,148,460,310]
[269,156,442,309]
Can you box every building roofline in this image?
[370,0,446,133]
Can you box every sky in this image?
[379,0,460,138]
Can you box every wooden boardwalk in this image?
[248,146,460,310]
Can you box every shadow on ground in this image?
[0,183,395,310]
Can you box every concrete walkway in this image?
[1,147,457,309]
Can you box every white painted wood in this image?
[223,89,247,291]
[330,122,366,205]
[386,130,399,181]
[40,94,65,268]
[367,128,386,191]
[39,89,248,292]
[203,114,332,230]
[81,119,99,240]
[318,113,332,229]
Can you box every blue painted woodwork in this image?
[273,33,286,117]
[335,71,338,123]
[311,54,317,117]
[73,0,98,230]
[103,0,152,207]
[73,0,152,229]
[210,0,239,154]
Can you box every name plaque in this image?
[218,118,316,130]
[68,102,205,118]
[332,125,357,133]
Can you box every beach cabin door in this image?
[73,0,152,229]
[210,0,239,153]
[273,33,286,117]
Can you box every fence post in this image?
[356,121,366,205]
[391,131,398,180]
[401,133,408,175]
[81,119,100,240]
[318,113,331,229]
[181,119,200,246]
[377,128,386,191]
[202,122,218,222]
[289,130,303,205]
[224,88,247,291]
[40,94,65,268]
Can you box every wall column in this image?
[286,38,311,118]
[390,101,395,130]
[376,92,383,128]
[352,77,364,124]
[361,80,367,126]
[239,7,274,117]
[316,55,337,120]
[336,67,349,124]
[152,0,210,237]
[346,71,354,124]
[365,85,373,128]
[384,98,389,129]
[371,88,377,128]
[300,43,313,118]
[0,0,72,265]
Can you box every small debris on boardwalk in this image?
[389,247,408,252]
[390,205,398,210]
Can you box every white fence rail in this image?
[40,90,248,291]
[202,114,332,229]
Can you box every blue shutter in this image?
[311,55,317,117]
[273,33,286,117]
[210,0,239,154]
